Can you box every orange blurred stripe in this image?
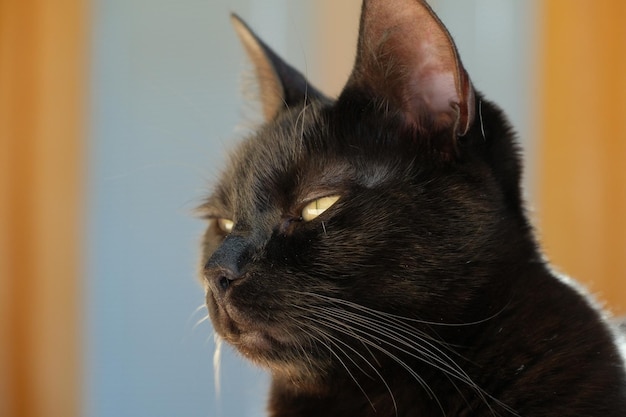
[537,0,626,314]
[314,0,361,97]
[0,0,87,416]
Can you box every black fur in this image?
[200,1,626,416]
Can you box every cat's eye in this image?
[216,218,234,234]
[301,195,341,222]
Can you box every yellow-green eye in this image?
[301,195,340,222]
[216,218,234,234]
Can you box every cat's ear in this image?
[342,0,475,138]
[231,14,327,122]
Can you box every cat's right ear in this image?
[231,14,328,122]
[340,0,475,152]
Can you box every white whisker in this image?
[294,101,310,155]
[187,303,209,324]
[309,328,377,412]
[479,99,486,141]
[293,318,394,415]
[192,314,210,332]
[304,309,440,400]
[213,333,223,398]
[289,292,518,417]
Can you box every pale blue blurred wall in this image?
[87,1,316,416]
[430,0,538,191]
[87,1,536,417]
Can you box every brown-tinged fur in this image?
[199,1,626,416]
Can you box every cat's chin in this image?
[220,319,329,381]
[208,295,298,360]
[234,328,291,357]
[207,291,332,381]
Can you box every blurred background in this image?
[1,0,624,416]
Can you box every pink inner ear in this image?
[351,0,475,136]
[418,72,457,113]
[407,64,458,130]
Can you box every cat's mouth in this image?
[206,290,297,359]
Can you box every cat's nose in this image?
[205,265,241,292]
[204,234,251,292]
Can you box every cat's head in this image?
[200,0,531,384]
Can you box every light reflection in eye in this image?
[301,195,341,221]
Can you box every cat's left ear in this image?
[231,14,328,122]
[341,0,475,140]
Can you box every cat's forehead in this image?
[232,104,325,178]
[214,103,353,209]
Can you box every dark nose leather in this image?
[204,234,251,292]
[205,266,239,291]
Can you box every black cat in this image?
[199,0,626,415]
